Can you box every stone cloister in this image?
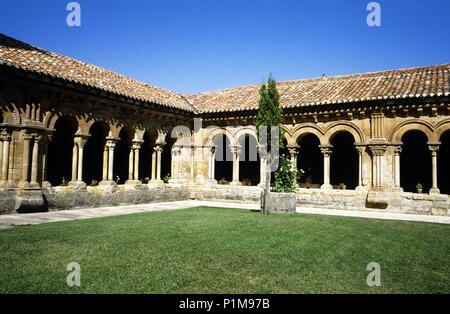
[0,34,449,215]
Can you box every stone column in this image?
[102,144,108,181]
[71,142,78,182]
[151,149,157,181]
[41,134,52,188]
[75,137,87,182]
[258,145,268,188]
[320,145,333,189]
[20,133,33,188]
[133,143,141,181]
[30,134,42,187]
[107,139,116,182]
[156,145,163,181]
[368,144,387,188]
[355,145,366,190]
[393,145,402,188]
[128,145,134,181]
[428,143,440,194]
[230,145,241,186]
[0,129,11,184]
[0,138,3,181]
[288,145,299,188]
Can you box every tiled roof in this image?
[186,64,450,113]
[0,34,195,112]
[1,34,449,114]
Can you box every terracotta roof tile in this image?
[0,34,195,112]
[1,34,448,114]
[186,64,450,113]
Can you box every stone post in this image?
[128,145,134,181]
[30,134,42,187]
[0,129,11,184]
[230,145,241,186]
[151,149,157,181]
[320,145,333,189]
[393,145,402,188]
[107,139,116,182]
[368,144,387,188]
[102,144,108,181]
[42,134,52,188]
[258,145,268,188]
[71,142,78,182]
[75,136,88,182]
[288,145,299,189]
[133,142,141,181]
[0,138,3,181]
[428,143,440,194]
[20,132,33,188]
[355,145,366,190]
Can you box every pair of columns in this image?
[126,141,143,183]
[151,145,164,182]
[19,132,42,188]
[319,144,364,190]
[0,129,11,185]
[70,135,89,185]
[392,142,441,194]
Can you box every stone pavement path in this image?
[0,200,449,229]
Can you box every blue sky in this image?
[0,0,449,94]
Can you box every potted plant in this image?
[416,183,423,193]
[339,183,346,190]
[90,180,98,187]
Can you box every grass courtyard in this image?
[0,206,448,293]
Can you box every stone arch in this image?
[234,127,257,143]
[390,119,435,143]
[1,103,21,125]
[434,118,450,142]
[205,127,234,146]
[324,122,364,144]
[292,124,325,146]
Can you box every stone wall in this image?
[43,185,190,211]
[1,184,449,216]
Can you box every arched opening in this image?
[438,130,450,195]
[330,132,358,189]
[114,127,134,184]
[238,134,260,186]
[213,134,232,184]
[139,131,154,182]
[47,116,78,186]
[161,136,174,182]
[84,121,109,185]
[297,133,323,188]
[400,130,431,193]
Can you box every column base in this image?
[42,181,52,189]
[0,180,15,189]
[356,185,368,191]
[429,188,440,195]
[68,181,87,189]
[18,181,30,189]
[320,184,333,190]
[229,181,242,186]
[148,180,164,187]
[125,180,142,186]
[99,180,117,187]
[29,181,41,189]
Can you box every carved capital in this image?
[0,128,11,141]
[368,145,387,156]
[287,145,299,156]
[154,145,163,153]
[393,145,402,156]
[319,145,333,157]
[428,142,440,156]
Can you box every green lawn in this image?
[0,207,449,293]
